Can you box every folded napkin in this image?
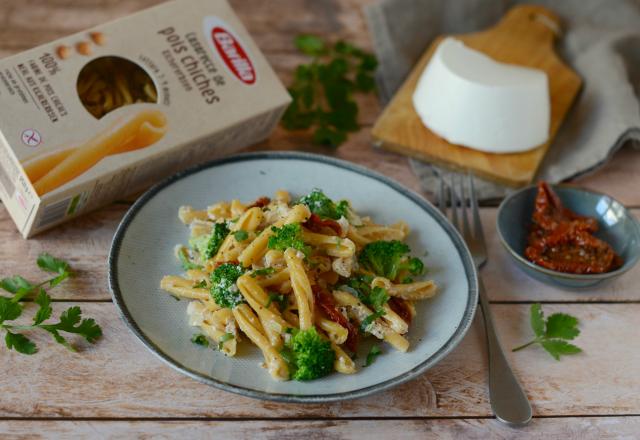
[365,0,640,200]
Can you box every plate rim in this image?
[108,151,479,403]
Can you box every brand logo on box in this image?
[204,17,256,85]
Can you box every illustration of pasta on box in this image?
[0,0,291,238]
[24,55,168,196]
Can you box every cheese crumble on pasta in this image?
[160,189,438,381]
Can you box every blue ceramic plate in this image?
[497,184,640,288]
[108,152,478,402]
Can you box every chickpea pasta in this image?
[160,189,438,382]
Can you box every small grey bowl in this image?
[496,184,640,288]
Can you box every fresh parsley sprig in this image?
[281,35,378,147]
[0,253,73,302]
[512,303,582,360]
[0,253,102,355]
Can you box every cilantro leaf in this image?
[513,304,582,360]
[5,331,37,355]
[40,306,103,351]
[365,345,381,367]
[0,276,35,295]
[541,339,582,361]
[0,254,102,355]
[545,313,580,340]
[33,289,52,325]
[530,303,545,338]
[37,253,70,274]
[0,297,23,324]
[37,253,73,287]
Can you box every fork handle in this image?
[478,277,532,426]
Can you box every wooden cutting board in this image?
[371,5,582,187]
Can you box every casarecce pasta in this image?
[160,189,438,382]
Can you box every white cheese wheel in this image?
[412,37,550,153]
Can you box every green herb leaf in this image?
[0,255,101,355]
[40,306,103,350]
[265,293,288,312]
[360,310,385,332]
[294,35,325,56]
[5,331,37,355]
[282,35,377,148]
[191,333,209,347]
[37,253,71,275]
[0,296,22,324]
[545,313,580,340]
[33,289,53,325]
[365,345,382,367]
[0,276,35,295]
[530,303,545,338]
[541,339,582,360]
[513,304,582,360]
[233,230,249,242]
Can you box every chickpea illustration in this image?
[56,45,71,60]
[90,32,106,46]
[76,41,93,56]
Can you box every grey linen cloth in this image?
[364,0,640,201]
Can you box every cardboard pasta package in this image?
[0,0,290,238]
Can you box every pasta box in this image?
[0,0,291,238]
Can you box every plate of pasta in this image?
[109,152,478,402]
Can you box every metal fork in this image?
[436,173,532,427]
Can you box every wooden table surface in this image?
[2,1,640,439]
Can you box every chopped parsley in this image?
[265,293,288,312]
[191,333,209,347]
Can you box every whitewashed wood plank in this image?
[0,303,638,418]
[1,418,639,440]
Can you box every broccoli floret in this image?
[267,223,309,255]
[282,327,335,381]
[298,189,349,220]
[210,263,246,308]
[358,240,425,280]
[190,222,230,261]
